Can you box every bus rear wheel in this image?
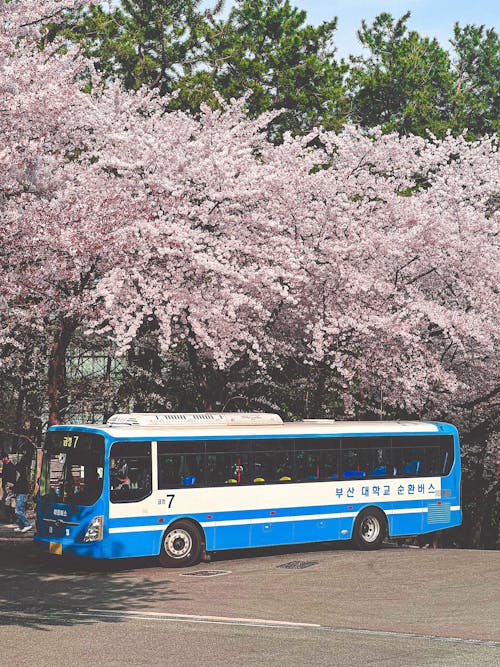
[159,521,202,568]
[352,508,386,550]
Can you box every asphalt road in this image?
[1,540,499,666]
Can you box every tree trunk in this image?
[464,441,488,548]
[308,365,327,418]
[47,318,78,426]
[185,340,234,411]
[14,385,27,436]
[103,354,114,422]
[186,341,215,410]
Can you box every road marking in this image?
[79,609,500,647]
[85,608,320,629]
[180,569,231,577]
[319,626,500,648]
[1,608,497,648]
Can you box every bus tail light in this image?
[83,516,103,542]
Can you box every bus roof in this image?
[49,414,455,439]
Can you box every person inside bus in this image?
[77,467,102,504]
[109,458,118,489]
[64,470,77,499]
[139,464,152,491]
[110,458,129,489]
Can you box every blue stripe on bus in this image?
[108,498,460,530]
[108,503,375,528]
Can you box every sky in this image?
[217,1,500,59]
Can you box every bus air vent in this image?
[303,419,335,423]
[106,413,283,427]
[427,503,451,524]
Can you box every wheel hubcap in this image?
[361,516,380,542]
[165,528,192,559]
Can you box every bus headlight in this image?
[83,516,103,542]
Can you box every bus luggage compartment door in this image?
[250,513,293,548]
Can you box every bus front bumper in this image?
[34,533,107,559]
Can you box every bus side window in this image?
[341,438,390,480]
[252,451,291,483]
[295,451,320,481]
[392,436,454,477]
[440,441,454,476]
[157,441,204,488]
[321,449,339,480]
[110,442,152,503]
[247,439,292,484]
[158,455,176,488]
[158,453,204,488]
[205,441,250,486]
[294,438,340,482]
[423,446,441,476]
[394,447,425,476]
[342,446,368,479]
[206,453,228,486]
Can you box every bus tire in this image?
[159,520,202,568]
[352,508,386,550]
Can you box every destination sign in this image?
[46,431,104,455]
[62,435,80,449]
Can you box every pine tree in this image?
[48,0,224,95]
[348,12,456,137]
[200,0,348,137]
[451,23,500,138]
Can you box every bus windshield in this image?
[40,432,104,506]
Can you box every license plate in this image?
[49,542,62,555]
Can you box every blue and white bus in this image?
[35,413,461,566]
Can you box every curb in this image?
[0,524,35,542]
[0,536,34,543]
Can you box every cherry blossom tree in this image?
[1,0,498,546]
[1,0,152,423]
[90,117,498,422]
[1,1,498,443]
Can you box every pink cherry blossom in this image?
[0,1,498,440]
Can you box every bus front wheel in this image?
[159,521,202,567]
[352,508,386,550]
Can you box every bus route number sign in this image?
[62,435,79,449]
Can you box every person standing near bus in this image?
[13,451,32,532]
[1,452,17,524]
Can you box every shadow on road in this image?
[205,538,356,565]
[0,541,189,630]
[0,538,404,630]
